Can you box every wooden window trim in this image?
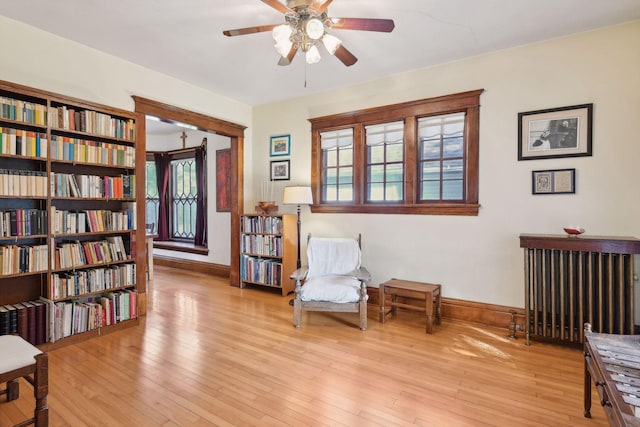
[309,89,483,216]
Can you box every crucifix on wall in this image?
[180,131,188,149]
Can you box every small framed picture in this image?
[532,168,575,195]
[270,134,291,157]
[518,104,593,160]
[270,159,290,181]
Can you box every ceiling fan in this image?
[223,0,395,67]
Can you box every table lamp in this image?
[283,185,313,268]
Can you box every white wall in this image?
[251,21,640,308]
[147,130,232,265]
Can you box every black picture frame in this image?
[270,159,290,181]
[518,104,593,160]
[532,168,576,195]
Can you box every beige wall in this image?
[252,21,640,308]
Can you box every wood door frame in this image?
[132,96,246,287]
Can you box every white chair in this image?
[291,235,370,330]
[0,335,48,426]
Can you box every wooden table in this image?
[379,278,442,333]
[584,323,640,426]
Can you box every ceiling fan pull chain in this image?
[304,62,308,88]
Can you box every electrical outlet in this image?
[515,323,524,332]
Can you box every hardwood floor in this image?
[2,265,609,426]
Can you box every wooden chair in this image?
[291,235,370,330]
[0,335,48,427]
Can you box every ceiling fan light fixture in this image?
[272,24,292,43]
[305,45,321,64]
[274,39,293,57]
[305,18,325,40]
[322,34,341,55]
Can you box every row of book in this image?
[50,135,135,167]
[50,263,136,300]
[54,236,128,269]
[0,127,48,158]
[0,96,47,126]
[50,172,135,198]
[240,254,283,286]
[48,105,136,141]
[240,234,284,257]
[0,290,138,344]
[0,209,47,237]
[0,169,47,197]
[0,244,48,275]
[241,215,284,235]
[51,205,136,235]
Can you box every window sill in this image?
[153,240,209,255]
[311,203,480,216]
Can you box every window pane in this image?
[443,136,463,158]
[146,162,158,197]
[422,181,440,200]
[338,185,353,201]
[324,185,337,202]
[368,165,384,183]
[325,168,337,185]
[386,163,403,182]
[368,182,384,201]
[338,167,353,184]
[385,182,403,201]
[324,149,337,167]
[443,159,463,180]
[421,161,441,181]
[443,180,463,200]
[368,145,384,163]
[421,138,441,160]
[338,147,353,166]
[171,158,197,239]
[386,143,403,162]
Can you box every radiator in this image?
[520,235,640,345]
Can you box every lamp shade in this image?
[283,186,313,205]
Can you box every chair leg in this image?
[7,379,19,401]
[293,298,301,328]
[34,353,49,427]
[359,300,367,331]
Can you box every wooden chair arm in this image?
[290,266,309,281]
[351,267,371,283]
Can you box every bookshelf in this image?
[239,214,296,296]
[0,79,143,350]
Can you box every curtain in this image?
[154,152,170,240]
[194,145,207,246]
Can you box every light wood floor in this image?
[2,265,609,426]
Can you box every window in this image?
[146,149,205,242]
[310,90,482,215]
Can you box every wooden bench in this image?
[0,335,48,427]
[379,278,442,334]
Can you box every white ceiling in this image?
[1,0,639,107]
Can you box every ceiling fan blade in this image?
[334,44,358,67]
[260,0,290,14]
[311,0,333,13]
[223,24,279,37]
[330,18,395,33]
[278,46,298,66]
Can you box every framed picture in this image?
[532,168,575,195]
[270,134,291,157]
[270,159,290,181]
[518,104,593,160]
[215,148,231,212]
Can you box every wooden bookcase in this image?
[0,79,144,350]
[239,214,296,296]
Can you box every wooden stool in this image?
[379,278,442,334]
[0,335,49,427]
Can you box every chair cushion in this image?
[0,335,42,373]
[301,275,363,303]
[306,237,361,279]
